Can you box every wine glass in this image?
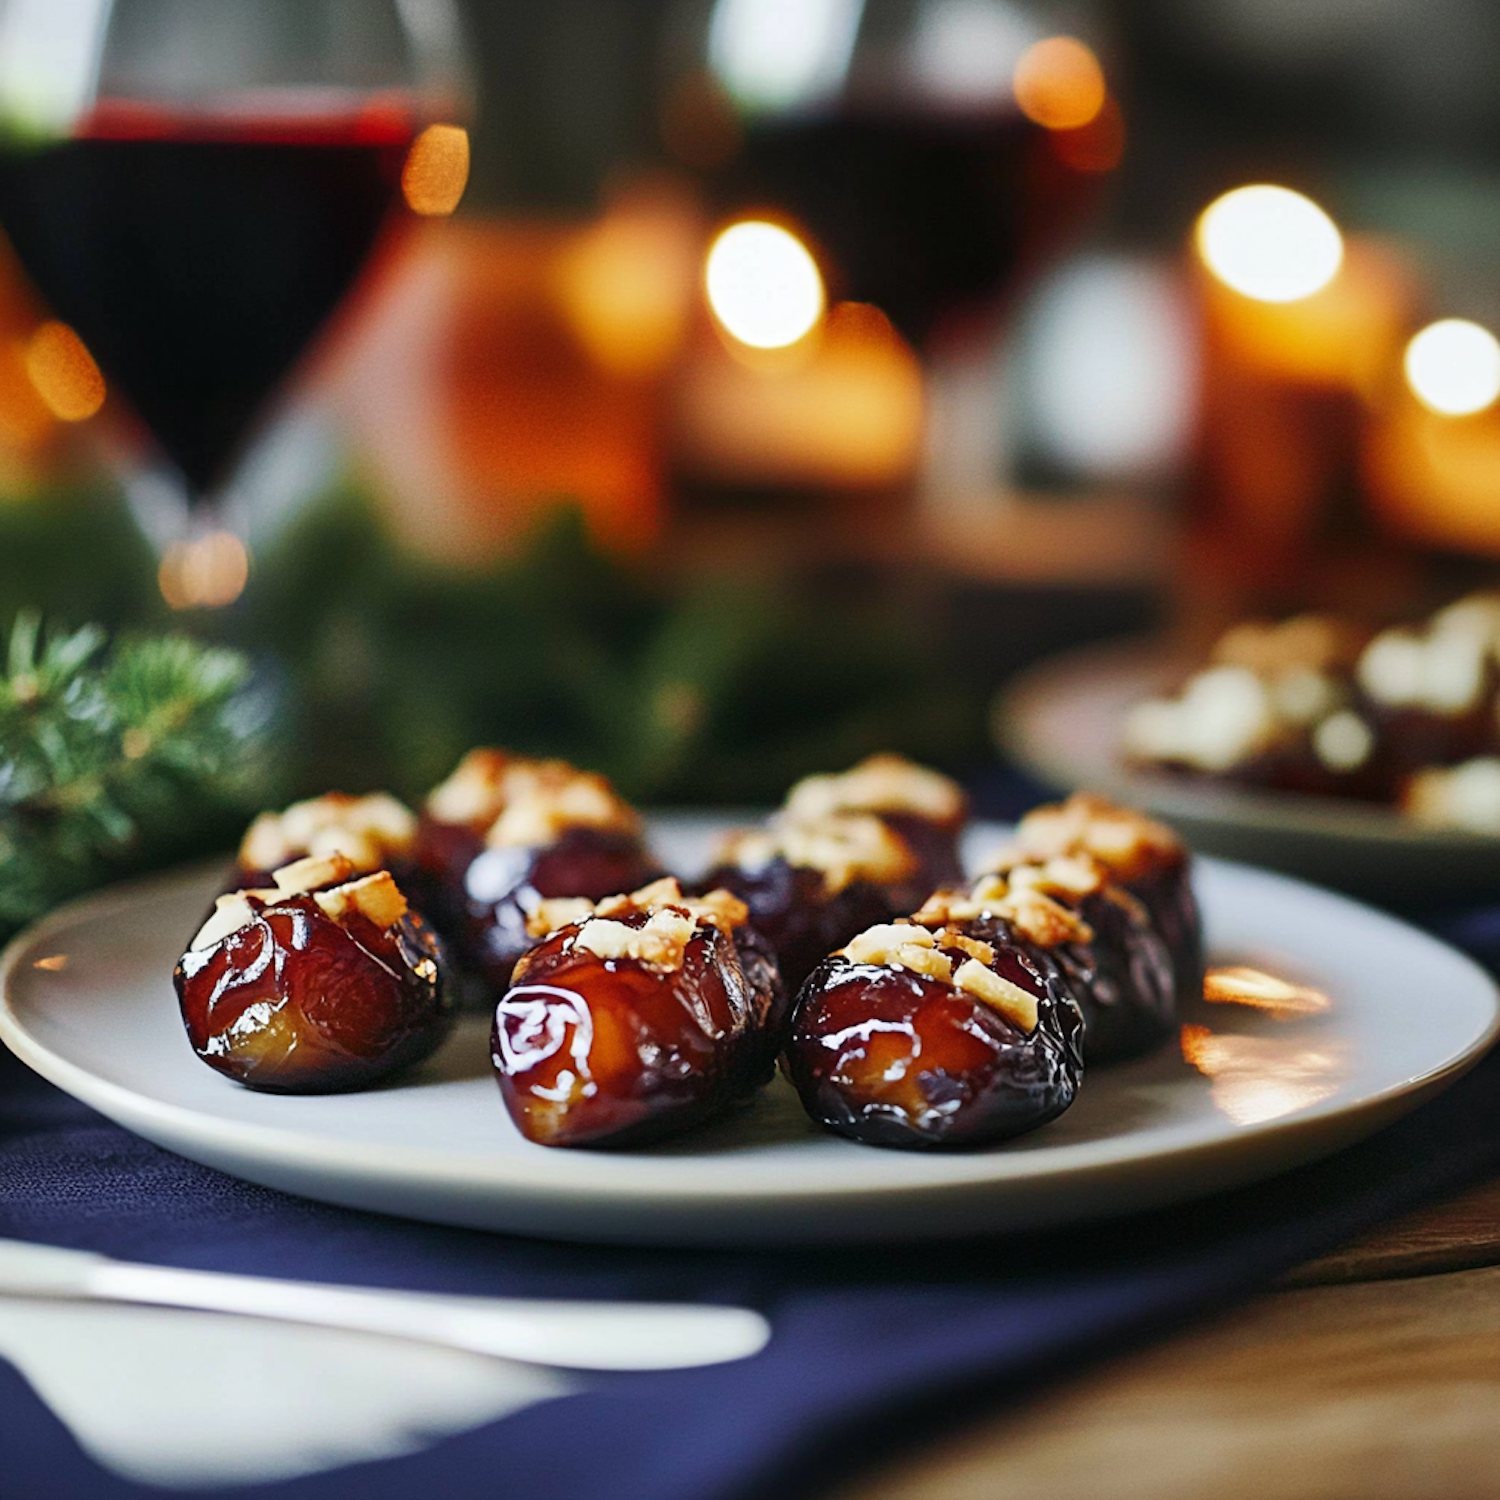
[662,0,1117,498]
[0,0,472,574]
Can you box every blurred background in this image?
[5,0,1500,816]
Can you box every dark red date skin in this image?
[414,818,661,1004]
[959,895,1174,1065]
[1120,861,1203,1017]
[175,897,452,1093]
[704,812,963,996]
[703,858,896,999]
[492,919,781,1148]
[786,938,1084,1150]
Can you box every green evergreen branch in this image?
[0,613,269,942]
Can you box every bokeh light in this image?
[402,124,470,216]
[24,320,105,421]
[1012,36,1106,131]
[705,221,825,350]
[1196,185,1344,304]
[1403,318,1500,417]
[158,531,250,611]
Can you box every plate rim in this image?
[4,844,1498,1238]
[995,636,1500,849]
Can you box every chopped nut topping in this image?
[271,852,357,897]
[486,765,640,849]
[427,751,641,849]
[1001,886,1094,947]
[1358,625,1488,715]
[573,908,697,972]
[525,876,748,959]
[239,792,417,875]
[843,922,951,980]
[914,873,1091,947]
[783,753,965,826]
[424,748,516,827]
[839,922,1038,1028]
[1123,666,1277,773]
[1013,794,1182,883]
[314,871,409,930]
[952,959,1038,1031]
[943,930,995,966]
[719,811,917,893]
[1005,854,1106,898]
[189,868,412,952]
[189,888,278,951]
[913,877,1006,927]
[525,896,598,939]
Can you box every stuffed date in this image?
[917,854,1174,1064]
[1009,793,1203,1015]
[175,853,452,1093]
[414,750,660,1003]
[492,878,783,1147]
[706,754,967,994]
[785,907,1085,1149]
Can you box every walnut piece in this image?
[952,959,1038,1031]
[839,922,1037,1028]
[783,753,965,825]
[271,852,357,898]
[239,792,417,875]
[1013,793,1181,883]
[190,889,278,951]
[720,811,917,893]
[525,877,747,967]
[314,871,409,930]
[572,908,697,973]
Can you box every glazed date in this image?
[492,883,779,1147]
[175,865,452,1093]
[705,854,895,999]
[1012,793,1204,1012]
[785,924,1084,1149]
[414,752,659,1003]
[423,823,661,999]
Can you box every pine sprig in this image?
[0,613,269,941]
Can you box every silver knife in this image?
[0,1236,770,1372]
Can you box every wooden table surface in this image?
[837,1175,1500,1500]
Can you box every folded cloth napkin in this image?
[3,1025,1500,1500]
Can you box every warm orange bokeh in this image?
[328,218,667,561]
[1365,395,1500,557]
[1013,37,1106,131]
[553,183,701,378]
[402,124,470,217]
[158,531,250,610]
[25,321,106,422]
[673,300,923,489]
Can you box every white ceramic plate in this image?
[995,639,1500,905]
[2,818,1496,1246]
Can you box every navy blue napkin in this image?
[4,1021,1500,1500]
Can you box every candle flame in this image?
[705,220,825,350]
[1196,185,1344,304]
[1404,318,1500,417]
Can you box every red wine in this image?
[0,103,415,494]
[716,111,1097,350]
